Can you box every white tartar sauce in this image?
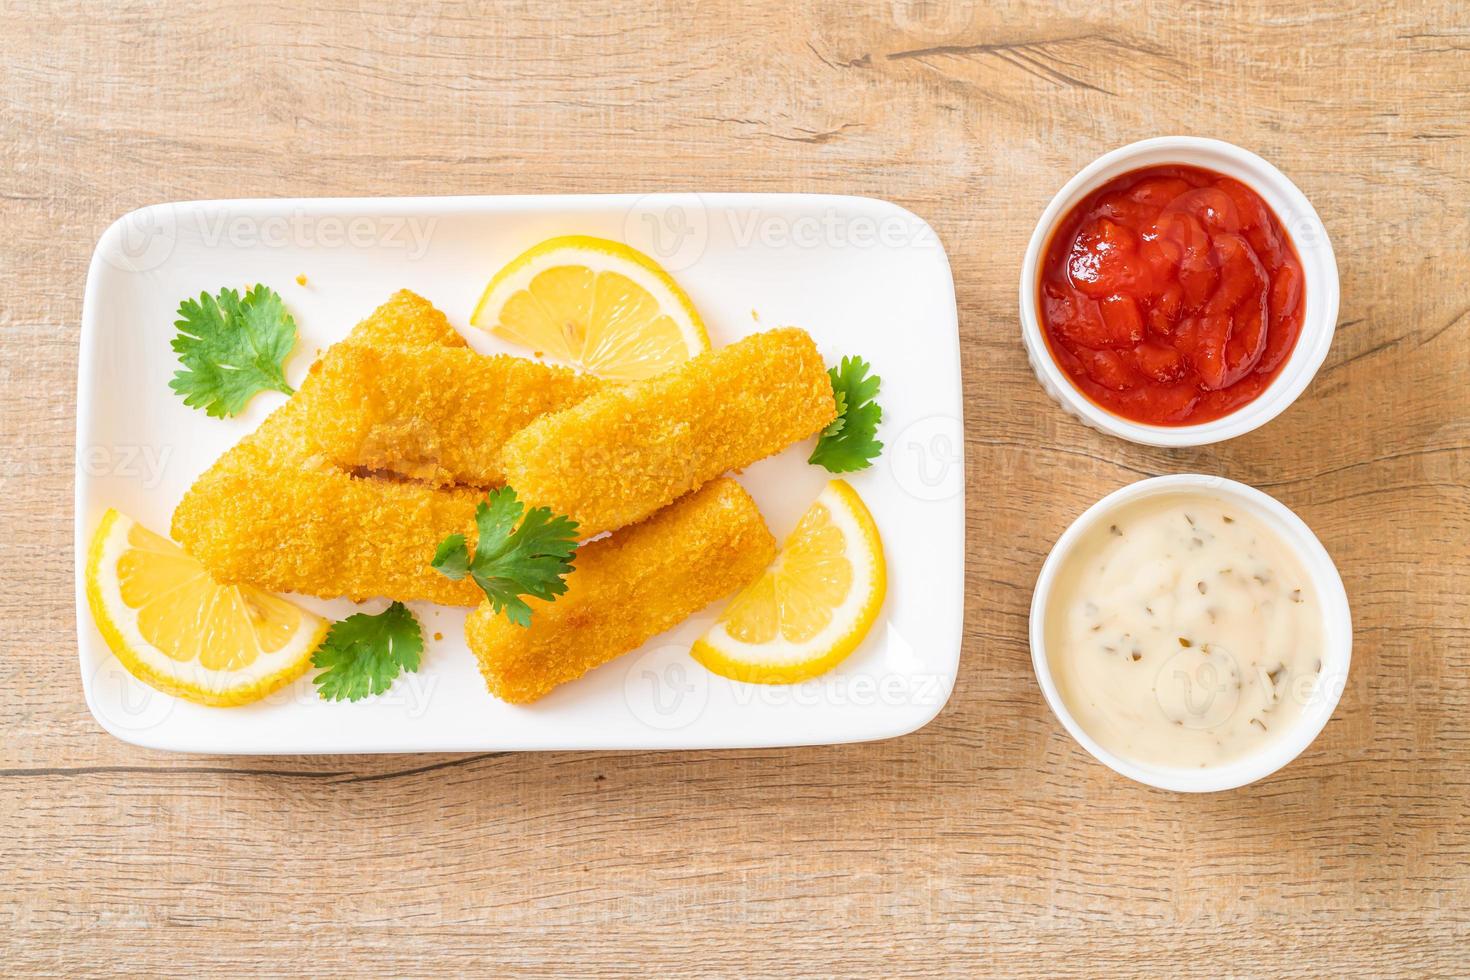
[1044,492,1323,768]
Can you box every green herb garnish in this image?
[169,284,297,417]
[311,601,424,702]
[431,487,579,627]
[809,355,883,473]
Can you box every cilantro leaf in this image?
[809,356,883,473]
[169,284,298,418]
[431,487,579,627]
[311,601,424,702]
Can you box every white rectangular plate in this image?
[77,193,964,753]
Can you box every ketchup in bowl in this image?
[1038,164,1305,426]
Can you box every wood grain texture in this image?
[2,0,1467,975]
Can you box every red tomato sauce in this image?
[1038,164,1305,426]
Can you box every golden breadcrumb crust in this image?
[499,328,836,536]
[344,288,469,351]
[303,345,602,487]
[465,478,775,703]
[170,290,485,605]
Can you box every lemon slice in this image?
[85,509,328,707]
[693,480,886,684]
[471,235,710,381]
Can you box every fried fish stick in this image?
[232,289,469,460]
[172,451,484,605]
[500,328,836,536]
[208,289,468,462]
[303,345,602,486]
[466,478,775,703]
[171,291,485,605]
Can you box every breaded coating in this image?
[171,290,486,606]
[466,478,775,704]
[499,328,836,536]
[343,288,469,351]
[172,450,484,605]
[303,345,602,486]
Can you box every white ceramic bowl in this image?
[1019,137,1340,447]
[1029,475,1352,792]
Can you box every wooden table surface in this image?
[4,1,1467,975]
